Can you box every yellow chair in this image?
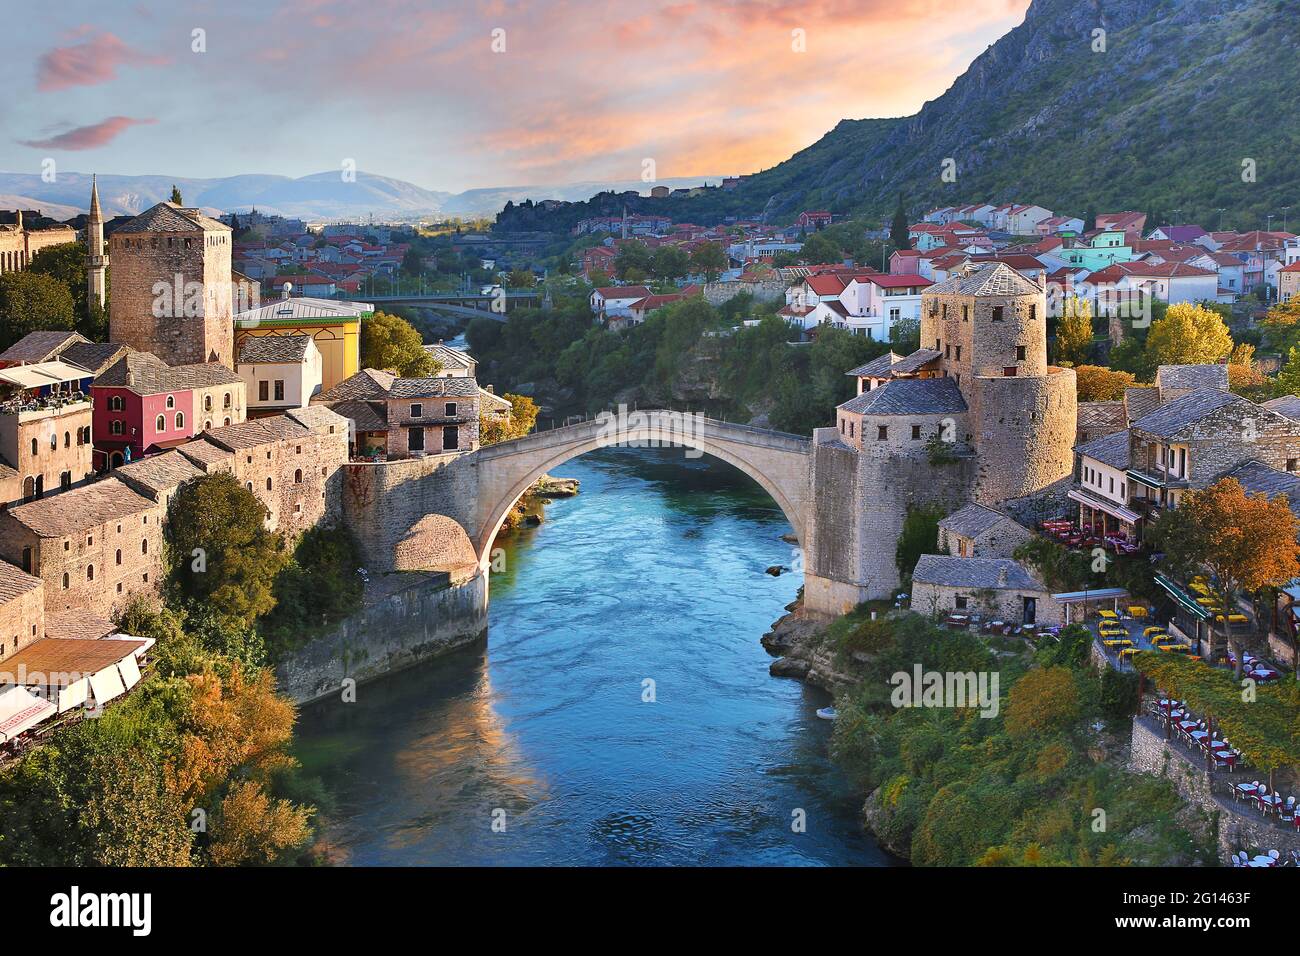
[1150,634,1175,645]
[1143,626,1166,637]
[1127,606,1148,619]
[1119,647,1139,660]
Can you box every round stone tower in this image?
[919,262,1076,505]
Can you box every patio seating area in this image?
[1230,849,1298,867]
[1038,518,1141,555]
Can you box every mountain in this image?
[0,171,722,223]
[503,0,1300,229]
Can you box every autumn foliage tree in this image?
[1055,296,1094,365]
[479,392,540,445]
[1143,302,1233,368]
[1074,364,1136,402]
[360,311,438,377]
[1153,478,1300,665]
[1005,667,1080,738]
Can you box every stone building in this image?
[910,554,1060,624]
[314,369,481,459]
[0,360,96,506]
[234,293,365,392]
[808,262,1076,614]
[236,334,322,416]
[937,502,1032,558]
[0,559,44,663]
[109,203,235,368]
[0,477,164,619]
[176,405,348,535]
[0,211,76,276]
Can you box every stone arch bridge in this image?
[341,409,827,602]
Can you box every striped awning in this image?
[1153,572,1212,621]
[1068,487,1142,524]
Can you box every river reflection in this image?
[296,446,890,866]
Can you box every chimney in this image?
[15,210,22,231]
[1037,271,1046,290]
[997,565,1008,587]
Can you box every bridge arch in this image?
[470,413,812,571]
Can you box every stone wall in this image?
[971,367,1076,505]
[910,580,1062,624]
[702,279,787,305]
[0,569,43,663]
[275,570,488,704]
[0,403,95,505]
[1129,716,1300,864]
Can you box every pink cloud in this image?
[21,116,158,151]
[36,32,171,91]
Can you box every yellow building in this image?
[233,294,366,393]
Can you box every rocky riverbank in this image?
[498,474,580,531]
[760,599,861,695]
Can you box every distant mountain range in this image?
[0,171,722,224]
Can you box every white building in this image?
[236,334,323,415]
[590,285,652,318]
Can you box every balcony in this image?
[0,393,91,421]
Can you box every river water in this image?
[295,446,889,866]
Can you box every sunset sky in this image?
[1,0,1032,192]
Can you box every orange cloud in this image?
[21,116,158,150]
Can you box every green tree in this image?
[170,184,183,205]
[506,269,536,288]
[650,245,690,281]
[27,241,108,340]
[1055,296,1094,365]
[895,504,946,580]
[165,473,289,629]
[614,242,652,280]
[0,271,76,350]
[360,311,437,376]
[800,231,842,265]
[891,196,911,250]
[401,246,423,276]
[690,241,728,281]
[1276,346,1300,397]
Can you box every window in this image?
[259,380,269,402]
[166,395,175,409]
[175,412,185,429]
[1289,459,1299,473]
[848,421,854,438]
[50,434,57,450]
[991,306,1004,321]
[111,420,124,435]
[30,438,37,457]
[266,477,273,491]
[443,425,460,451]
[21,547,31,573]
[294,468,303,484]
[446,402,457,417]
[224,392,232,408]
[962,305,969,322]
[64,431,70,448]
[911,424,922,440]
[955,346,961,361]
[839,419,845,434]
[410,403,423,418]
[1003,367,1018,377]
[408,427,425,452]
[224,417,231,426]
[108,395,124,412]
[877,425,888,441]
[955,595,968,610]
[87,565,94,581]
[156,415,166,431]
[61,572,69,590]
[204,395,213,411]
[1029,305,1036,321]
[274,380,285,402]
[1015,346,1026,362]
[116,549,122,566]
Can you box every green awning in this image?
[1153,572,1212,621]
[1126,469,1163,491]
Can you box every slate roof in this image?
[1223,461,1300,518]
[1123,386,1161,423]
[479,388,512,412]
[0,331,86,365]
[845,352,901,378]
[387,377,479,399]
[1130,388,1243,438]
[329,399,387,432]
[912,554,1042,591]
[238,334,312,364]
[425,342,475,371]
[1156,364,1229,392]
[60,342,129,377]
[112,449,203,499]
[1075,428,1131,470]
[0,559,42,604]
[4,478,155,537]
[837,376,967,416]
[938,503,1011,539]
[202,415,310,451]
[1263,395,1300,421]
[924,261,1042,297]
[176,439,235,469]
[43,610,117,641]
[284,405,348,434]
[315,369,395,403]
[889,349,943,376]
[96,352,241,393]
[1077,401,1128,436]
[114,202,229,234]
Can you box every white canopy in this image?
[0,687,55,743]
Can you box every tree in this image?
[207,780,312,866]
[401,246,423,276]
[613,242,651,280]
[690,241,728,281]
[0,271,76,350]
[1074,364,1135,402]
[479,392,540,445]
[1055,296,1095,365]
[799,231,841,265]
[165,473,289,629]
[1260,299,1300,354]
[650,246,690,281]
[1143,302,1233,368]
[360,311,437,376]
[1005,667,1080,737]
[170,184,183,205]
[1083,207,1097,232]
[81,753,195,867]
[1226,342,1268,398]
[895,504,946,580]
[1275,346,1300,398]
[506,268,536,288]
[1153,478,1300,668]
[890,195,910,250]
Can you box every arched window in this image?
[87,565,94,581]
[141,539,148,554]
[175,412,185,429]
[21,547,31,572]
[223,392,232,408]
[156,415,166,431]
[116,549,122,566]
[204,395,213,411]
[108,395,124,411]
[246,481,253,492]
[50,434,57,450]
[294,468,302,484]
[61,572,69,590]
[110,420,124,435]
[224,417,231,426]
[166,395,175,409]
[265,477,273,491]
[63,432,70,448]
[30,438,37,457]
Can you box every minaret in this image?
[87,174,107,312]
